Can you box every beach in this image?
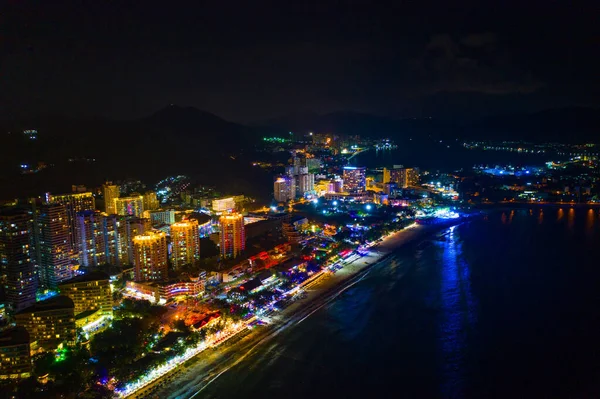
[131,222,447,399]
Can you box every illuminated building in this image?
[274,175,295,202]
[75,210,106,267]
[143,191,159,211]
[119,217,151,265]
[212,197,236,212]
[383,166,420,188]
[102,182,120,214]
[0,209,37,313]
[295,172,315,198]
[114,196,144,217]
[125,275,205,303]
[327,178,344,193]
[148,210,175,225]
[170,220,200,268]
[133,230,168,282]
[343,166,366,193]
[282,216,307,243]
[49,192,95,253]
[103,214,121,266]
[23,129,37,140]
[58,271,112,318]
[15,295,76,349]
[219,213,245,258]
[0,327,31,380]
[32,202,72,289]
[406,167,420,187]
[366,177,384,193]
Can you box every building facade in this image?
[0,209,37,313]
[32,202,72,289]
[49,192,96,253]
[212,197,236,212]
[148,210,176,225]
[295,172,315,198]
[114,196,144,217]
[170,220,200,268]
[133,230,168,282]
[15,296,76,349]
[143,191,159,211]
[58,271,112,318]
[102,182,120,214]
[75,210,106,267]
[343,166,366,193]
[0,327,31,380]
[219,213,245,259]
[274,175,296,203]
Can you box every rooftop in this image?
[0,327,30,346]
[16,295,74,315]
[59,271,110,286]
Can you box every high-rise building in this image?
[75,211,106,267]
[32,202,72,289]
[120,218,151,265]
[296,172,315,198]
[343,166,366,193]
[103,214,121,266]
[383,166,420,188]
[170,220,200,268]
[49,192,95,253]
[15,296,76,349]
[103,182,120,214]
[114,196,144,217]
[219,213,245,259]
[133,230,168,282]
[143,191,159,211]
[58,271,113,318]
[274,176,296,202]
[0,327,32,380]
[0,209,37,313]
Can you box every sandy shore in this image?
[137,222,452,399]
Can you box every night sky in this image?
[3,0,599,122]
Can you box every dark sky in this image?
[3,0,599,123]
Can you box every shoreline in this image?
[141,220,464,399]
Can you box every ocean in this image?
[349,145,557,171]
[195,207,600,399]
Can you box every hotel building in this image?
[133,230,168,282]
[343,166,366,193]
[170,220,200,268]
[58,271,113,318]
[0,209,37,313]
[15,296,76,349]
[102,182,120,214]
[219,213,245,259]
[0,327,31,380]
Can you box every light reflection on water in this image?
[438,225,478,398]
